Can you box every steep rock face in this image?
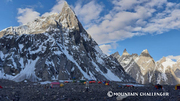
[140,49,152,58]
[55,2,82,31]
[137,49,155,75]
[135,50,155,84]
[122,49,130,56]
[0,2,134,82]
[172,59,180,74]
[110,50,144,83]
[154,57,179,85]
[111,49,180,85]
[111,52,120,60]
[175,68,180,78]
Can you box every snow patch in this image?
[80,33,90,41]
[18,44,24,51]
[120,83,144,87]
[12,57,40,82]
[125,61,134,73]
[96,56,104,64]
[94,45,106,57]
[134,57,139,62]
[57,43,92,80]
[92,60,121,81]
[72,45,79,50]
[40,81,51,84]
[140,76,144,84]
[53,51,62,55]
[161,73,168,81]
[88,71,97,80]
[162,57,176,69]
[71,67,75,72]
[106,69,122,81]
[0,69,14,80]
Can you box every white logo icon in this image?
[107,91,113,97]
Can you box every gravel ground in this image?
[0,79,180,101]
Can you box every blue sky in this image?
[1,0,180,61]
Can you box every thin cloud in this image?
[42,0,65,17]
[17,8,40,25]
[166,55,180,61]
[25,2,44,9]
[99,44,112,55]
[6,0,12,2]
[86,0,180,54]
[99,42,118,55]
[73,0,103,24]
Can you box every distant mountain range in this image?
[111,49,180,85]
[0,2,134,82]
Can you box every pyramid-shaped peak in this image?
[110,52,120,59]
[122,49,130,56]
[158,56,175,63]
[114,51,120,55]
[61,1,75,15]
[140,49,152,58]
[158,56,166,63]
[111,51,120,57]
[123,49,127,52]
[63,1,69,7]
[56,1,84,31]
[142,49,149,54]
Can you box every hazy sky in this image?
[1,0,180,61]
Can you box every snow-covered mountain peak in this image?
[111,52,120,57]
[142,49,148,53]
[166,57,175,62]
[111,49,180,85]
[0,2,135,82]
[62,1,75,14]
[140,49,152,58]
[161,57,176,68]
[0,1,85,38]
[54,1,83,31]
[158,56,166,63]
[59,1,76,17]
[63,1,70,8]
[110,52,121,62]
[122,49,130,56]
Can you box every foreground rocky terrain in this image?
[0,79,180,101]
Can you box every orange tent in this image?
[175,84,180,90]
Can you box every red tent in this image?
[126,85,134,87]
[64,81,69,83]
[0,86,3,88]
[50,82,60,88]
[155,84,162,89]
[89,80,96,84]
